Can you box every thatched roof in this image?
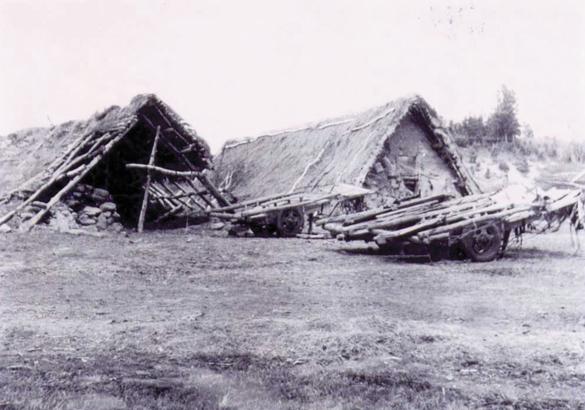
[0,94,211,198]
[214,95,480,200]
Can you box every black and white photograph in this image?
[1,0,584,408]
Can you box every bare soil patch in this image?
[0,226,584,409]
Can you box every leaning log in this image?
[22,132,127,231]
[137,126,161,233]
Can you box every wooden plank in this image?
[170,180,206,211]
[209,212,240,220]
[149,184,179,209]
[137,126,161,233]
[156,183,198,211]
[181,178,215,208]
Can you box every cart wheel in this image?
[276,208,305,237]
[461,223,502,262]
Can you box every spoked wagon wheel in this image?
[461,223,502,262]
[276,208,305,237]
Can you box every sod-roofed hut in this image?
[0,94,227,232]
[215,95,480,206]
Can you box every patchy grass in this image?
[0,226,584,409]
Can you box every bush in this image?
[453,134,471,148]
[515,158,530,174]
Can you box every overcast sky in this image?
[1,0,583,153]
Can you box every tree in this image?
[460,116,488,141]
[487,85,520,143]
[449,115,487,145]
[522,123,534,139]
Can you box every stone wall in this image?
[364,116,461,207]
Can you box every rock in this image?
[72,191,84,198]
[210,222,225,230]
[112,212,121,220]
[96,213,109,231]
[78,214,97,226]
[65,199,81,209]
[0,224,12,233]
[74,184,86,193]
[91,188,110,202]
[82,206,102,217]
[102,211,112,218]
[20,212,35,221]
[31,201,47,209]
[109,222,124,233]
[100,202,117,212]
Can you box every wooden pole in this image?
[126,163,201,177]
[137,126,161,233]
[0,132,121,227]
[22,132,128,231]
[196,173,230,207]
[23,156,104,231]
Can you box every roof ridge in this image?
[222,95,420,152]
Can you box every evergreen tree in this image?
[487,85,520,143]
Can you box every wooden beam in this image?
[157,183,198,211]
[181,178,215,208]
[169,180,206,211]
[195,173,230,207]
[126,163,201,177]
[137,126,161,233]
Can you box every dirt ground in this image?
[0,225,584,409]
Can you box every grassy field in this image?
[0,226,584,409]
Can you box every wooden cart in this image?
[317,190,584,262]
[210,187,369,237]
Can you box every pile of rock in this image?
[61,184,124,232]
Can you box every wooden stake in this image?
[137,126,161,233]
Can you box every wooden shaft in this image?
[239,194,337,218]
[137,126,161,233]
[156,182,197,211]
[213,190,305,213]
[374,217,446,245]
[126,163,201,177]
[55,133,113,174]
[170,180,206,211]
[0,133,120,226]
[23,154,105,231]
[153,205,183,223]
[149,184,177,209]
[195,173,230,207]
[182,178,215,208]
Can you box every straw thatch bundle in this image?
[214,95,480,205]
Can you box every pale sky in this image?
[1,0,584,153]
